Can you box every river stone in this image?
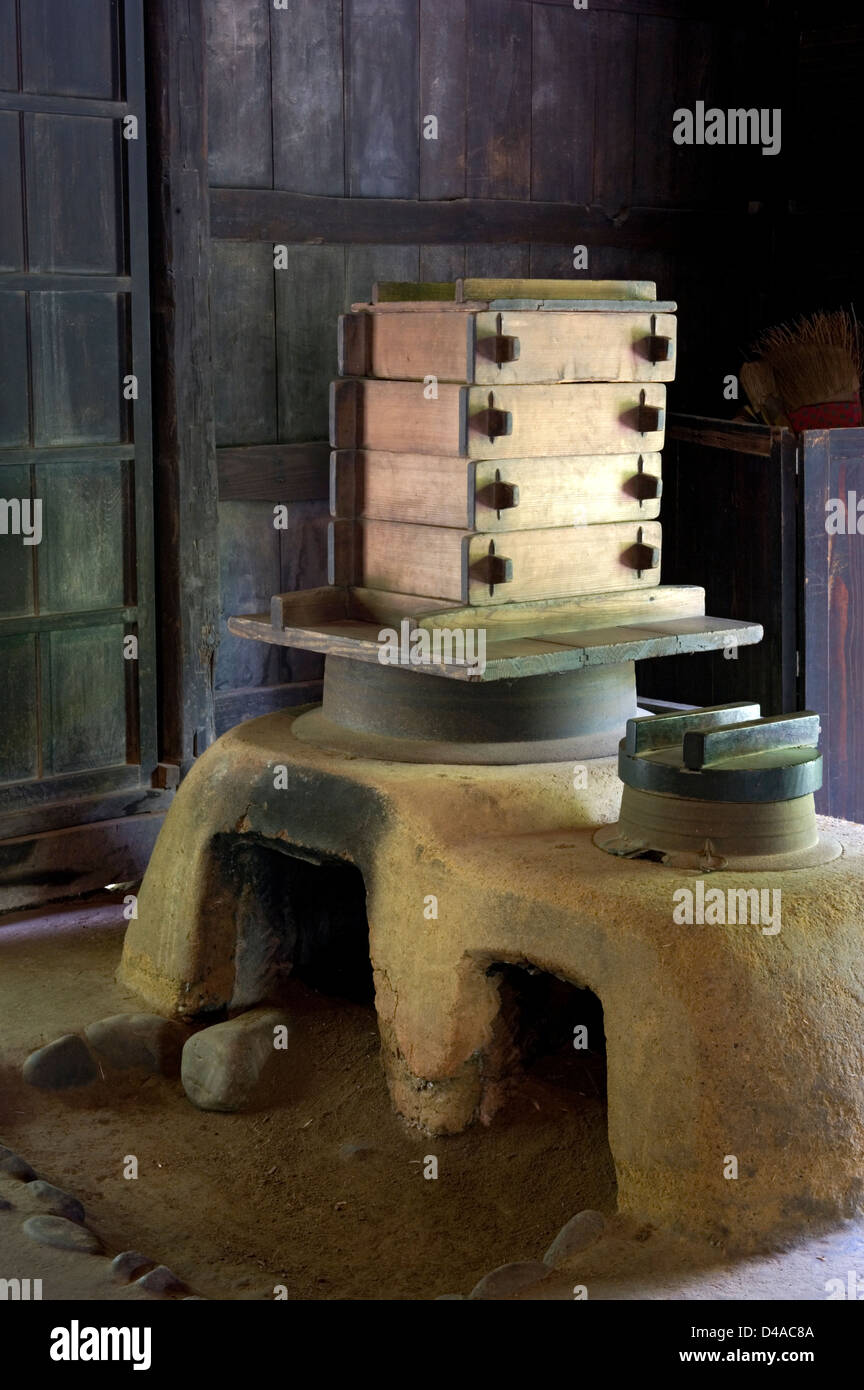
[0,1151,37,1182]
[23,1215,101,1253]
[542,1209,607,1267]
[180,1008,291,1112]
[136,1265,186,1294]
[23,1034,97,1090]
[26,1180,85,1223]
[112,1250,154,1283]
[85,1013,186,1076]
[468,1261,549,1301]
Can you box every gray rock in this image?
[135,1264,186,1294]
[468,1261,549,1301]
[542,1209,606,1267]
[180,1008,292,1112]
[26,1180,85,1223]
[84,1013,186,1076]
[111,1250,154,1283]
[0,1197,12,1211]
[0,1152,37,1182]
[23,1215,101,1253]
[23,1034,96,1090]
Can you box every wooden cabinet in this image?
[640,418,864,823]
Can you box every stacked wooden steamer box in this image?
[328,277,676,610]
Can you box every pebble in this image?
[84,1014,186,1076]
[135,1264,186,1294]
[23,1215,101,1253]
[25,1180,85,1224]
[180,1008,291,1112]
[22,1034,97,1090]
[0,1152,37,1182]
[111,1250,155,1283]
[468,1261,549,1301]
[542,1209,606,1267]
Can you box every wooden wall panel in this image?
[43,626,128,774]
[531,4,596,203]
[0,292,29,446]
[216,501,286,692]
[592,12,637,208]
[0,637,39,784]
[466,0,531,199]
[20,0,117,99]
[210,242,277,445]
[277,499,329,682]
[205,0,273,188]
[275,245,344,443]
[346,0,419,198]
[0,0,16,90]
[30,292,128,446]
[0,112,23,269]
[0,465,35,618]
[419,245,466,281]
[25,115,122,273]
[419,0,467,200]
[272,0,345,195]
[345,244,420,307]
[36,459,129,613]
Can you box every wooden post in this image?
[145,0,220,772]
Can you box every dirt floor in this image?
[0,893,616,1301]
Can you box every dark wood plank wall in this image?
[0,0,161,842]
[203,0,778,730]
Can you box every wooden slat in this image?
[467,0,531,199]
[593,11,637,207]
[271,0,344,195]
[0,112,23,269]
[205,0,273,189]
[210,189,748,248]
[346,0,419,198]
[42,625,128,774]
[0,463,35,617]
[25,113,121,272]
[216,500,285,693]
[36,458,127,613]
[211,241,277,445]
[147,0,220,766]
[20,0,116,100]
[0,635,38,783]
[30,291,127,446]
[0,291,29,445]
[0,0,16,92]
[217,443,330,502]
[668,415,773,457]
[531,2,596,202]
[275,244,344,442]
[419,0,466,200]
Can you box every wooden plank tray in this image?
[230,583,762,683]
[339,308,676,385]
[330,449,662,529]
[330,379,666,458]
[327,518,662,604]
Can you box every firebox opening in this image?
[486,962,607,1100]
[213,834,373,1007]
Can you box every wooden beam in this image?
[211,189,749,250]
[146,0,220,771]
[217,443,330,502]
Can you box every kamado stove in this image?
[120,280,864,1249]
